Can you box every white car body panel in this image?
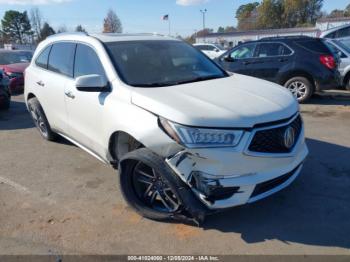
[193,43,226,59]
[25,33,308,210]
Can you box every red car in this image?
[0,50,33,94]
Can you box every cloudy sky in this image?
[0,0,348,36]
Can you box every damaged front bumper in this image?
[165,130,308,210]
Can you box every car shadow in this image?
[203,138,350,249]
[0,100,35,130]
[309,91,350,106]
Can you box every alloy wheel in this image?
[131,161,180,213]
[287,81,307,100]
[29,105,48,137]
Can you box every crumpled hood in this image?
[131,74,299,128]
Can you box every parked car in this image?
[0,50,33,94]
[0,69,10,110]
[325,37,350,90]
[193,43,226,59]
[320,24,350,39]
[25,33,308,223]
[216,36,340,103]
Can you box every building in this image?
[196,16,350,48]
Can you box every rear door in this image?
[219,43,257,76]
[249,42,293,82]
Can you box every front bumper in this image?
[165,116,308,210]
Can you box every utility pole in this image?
[200,9,207,31]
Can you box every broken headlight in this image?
[159,117,244,148]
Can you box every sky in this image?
[0,0,349,37]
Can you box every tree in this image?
[103,9,122,33]
[236,2,259,30]
[1,10,33,44]
[75,24,87,33]
[39,22,55,41]
[30,7,43,42]
[57,25,67,33]
[224,26,236,33]
[257,0,283,29]
[217,26,225,33]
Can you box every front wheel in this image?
[344,77,350,91]
[28,97,57,141]
[284,77,313,103]
[119,148,182,221]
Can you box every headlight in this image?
[159,118,244,148]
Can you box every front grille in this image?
[251,165,301,198]
[248,115,302,153]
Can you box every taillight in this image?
[320,55,336,70]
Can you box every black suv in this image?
[216,36,340,103]
[0,69,10,110]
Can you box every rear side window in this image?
[48,42,76,77]
[35,46,52,69]
[74,44,105,78]
[256,43,292,57]
[295,40,331,54]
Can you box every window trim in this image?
[254,41,294,58]
[35,45,53,70]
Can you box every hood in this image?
[131,74,299,128]
[0,63,29,73]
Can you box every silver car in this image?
[325,38,350,90]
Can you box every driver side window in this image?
[230,44,256,59]
[74,44,106,78]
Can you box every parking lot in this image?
[0,92,350,255]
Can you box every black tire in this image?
[344,77,350,91]
[119,148,184,221]
[284,76,314,103]
[27,97,57,141]
[0,94,10,110]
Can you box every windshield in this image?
[0,51,32,65]
[336,39,350,53]
[105,40,228,87]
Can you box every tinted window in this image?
[230,44,256,59]
[256,43,292,57]
[337,27,350,38]
[35,46,52,69]
[106,40,227,87]
[48,42,76,77]
[295,40,331,54]
[74,44,105,78]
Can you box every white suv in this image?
[193,43,226,59]
[25,33,308,224]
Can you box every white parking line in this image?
[0,176,29,193]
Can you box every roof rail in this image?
[259,35,312,40]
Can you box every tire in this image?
[27,97,57,141]
[284,76,314,103]
[0,94,10,110]
[344,77,350,91]
[118,148,183,221]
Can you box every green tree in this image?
[217,26,225,33]
[236,2,259,30]
[75,24,87,33]
[39,22,55,41]
[224,26,236,33]
[1,10,32,44]
[257,0,283,29]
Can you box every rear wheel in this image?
[344,77,350,91]
[28,97,57,141]
[284,76,313,103]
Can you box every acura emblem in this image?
[284,126,295,149]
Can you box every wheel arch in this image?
[279,70,315,89]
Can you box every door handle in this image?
[36,81,45,87]
[278,58,288,62]
[65,91,75,99]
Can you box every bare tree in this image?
[103,9,122,33]
[30,7,43,42]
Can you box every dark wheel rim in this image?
[131,161,180,213]
[287,81,307,100]
[29,105,48,137]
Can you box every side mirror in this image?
[75,74,110,92]
[224,56,235,62]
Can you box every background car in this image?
[193,43,226,59]
[215,36,340,103]
[0,69,10,110]
[320,24,350,39]
[0,50,33,95]
[325,37,350,91]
